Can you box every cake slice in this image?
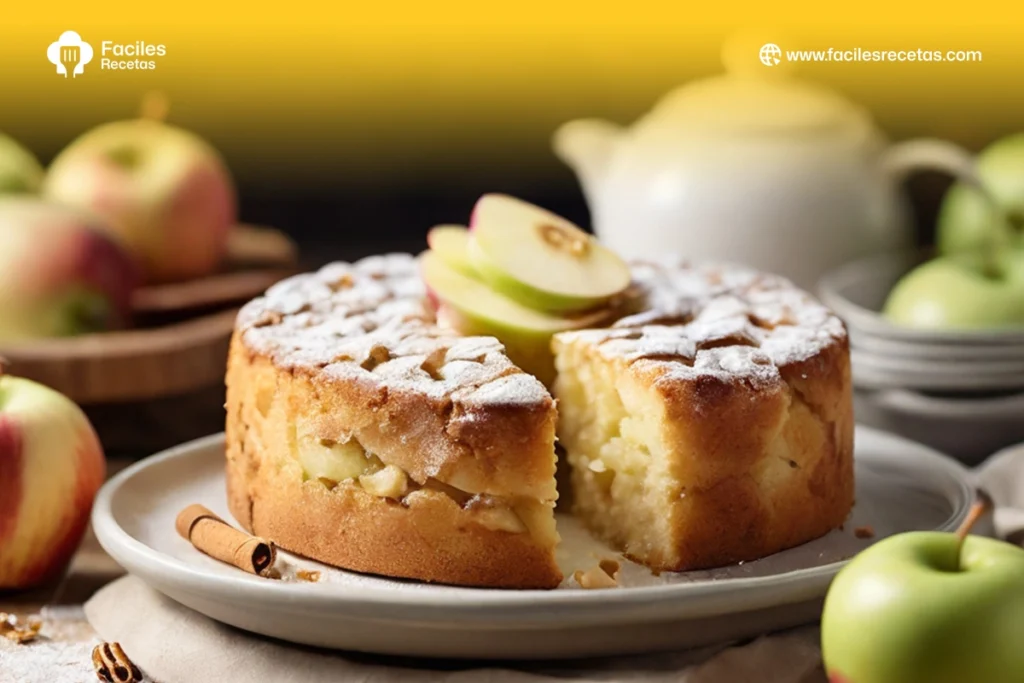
[552,260,854,572]
[227,255,562,588]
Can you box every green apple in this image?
[468,194,630,313]
[426,225,476,276]
[938,133,1024,256]
[43,119,236,284]
[821,529,1024,683]
[0,134,44,195]
[0,198,140,341]
[421,249,611,384]
[883,252,1024,330]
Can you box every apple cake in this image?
[226,254,853,588]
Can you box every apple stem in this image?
[954,493,993,571]
[140,91,170,123]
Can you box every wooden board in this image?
[1,309,238,404]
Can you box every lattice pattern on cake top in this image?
[557,256,846,389]
[237,254,551,407]
[237,253,846,400]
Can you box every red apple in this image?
[0,364,106,588]
[0,198,140,341]
[43,119,237,283]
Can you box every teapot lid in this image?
[641,74,870,138]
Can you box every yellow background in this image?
[2,2,1022,188]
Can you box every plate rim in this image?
[92,427,975,627]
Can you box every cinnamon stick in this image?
[175,504,278,577]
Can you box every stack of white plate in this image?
[819,251,1024,466]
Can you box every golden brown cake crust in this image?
[642,337,852,571]
[226,337,563,589]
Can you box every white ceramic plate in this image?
[849,330,1024,362]
[855,388,1024,466]
[852,351,1024,392]
[93,427,976,660]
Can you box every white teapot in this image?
[554,72,981,288]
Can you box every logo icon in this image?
[47,31,94,78]
[759,43,782,67]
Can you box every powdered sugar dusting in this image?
[459,373,550,407]
[559,256,845,384]
[239,253,844,402]
[238,254,550,408]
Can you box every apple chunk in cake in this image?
[553,297,854,572]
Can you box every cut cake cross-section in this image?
[552,259,854,572]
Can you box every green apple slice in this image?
[421,250,611,384]
[468,194,631,313]
[426,225,476,276]
[422,250,610,335]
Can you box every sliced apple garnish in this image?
[421,250,611,384]
[426,225,476,276]
[422,250,609,335]
[468,194,631,313]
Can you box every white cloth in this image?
[83,578,824,682]
[71,442,1024,683]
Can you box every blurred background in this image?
[2,6,1022,261]
[2,4,1024,459]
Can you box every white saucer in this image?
[852,350,1024,392]
[92,427,976,659]
[855,388,1024,466]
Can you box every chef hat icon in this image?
[47,31,94,77]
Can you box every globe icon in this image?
[759,43,782,67]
